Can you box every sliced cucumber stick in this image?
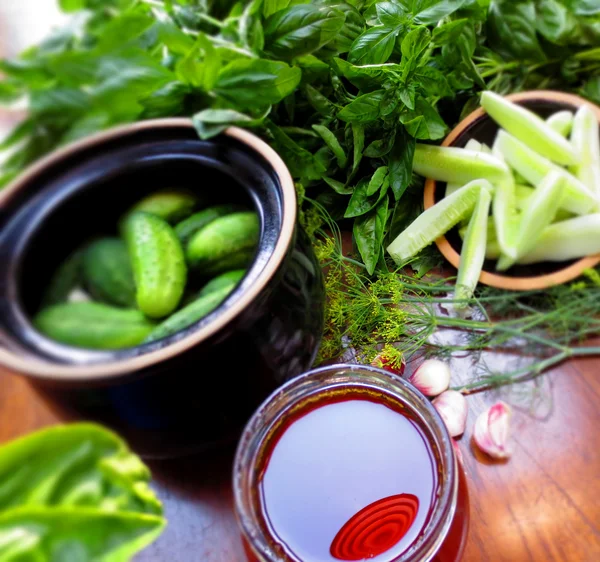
[520,214,600,264]
[495,130,597,215]
[413,144,509,186]
[570,104,600,197]
[481,91,578,166]
[387,179,493,264]
[497,171,565,271]
[444,140,484,198]
[455,189,492,305]
[492,175,519,260]
[547,111,574,137]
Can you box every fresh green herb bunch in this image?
[1,0,599,273]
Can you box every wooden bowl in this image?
[424,91,600,291]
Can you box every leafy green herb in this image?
[0,423,165,561]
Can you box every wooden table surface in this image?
[1,354,599,562]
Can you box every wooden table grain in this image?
[1,356,599,562]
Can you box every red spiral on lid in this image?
[330,494,420,561]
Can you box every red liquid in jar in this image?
[256,393,441,562]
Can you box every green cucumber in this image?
[520,214,600,264]
[144,284,234,343]
[455,188,492,306]
[445,139,484,198]
[492,175,519,260]
[187,212,259,275]
[124,212,187,318]
[481,91,578,166]
[387,179,493,264]
[497,171,565,271]
[495,130,597,215]
[34,302,156,349]
[570,104,600,197]
[82,238,136,308]
[124,189,198,225]
[199,269,246,297]
[42,250,85,307]
[174,204,240,247]
[546,110,574,137]
[413,143,509,185]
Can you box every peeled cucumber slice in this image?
[497,171,565,271]
[495,130,597,215]
[455,189,492,305]
[519,214,600,264]
[570,105,600,197]
[493,173,519,260]
[547,111,574,137]
[445,139,486,198]
[481,91,578,166]
[414,144,510,185]
[387,180,493,264]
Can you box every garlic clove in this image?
[433,390,468,437]
[473,401,512,460]
[409,359,451,397]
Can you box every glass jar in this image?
[233,364,470,562]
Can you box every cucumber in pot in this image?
[546,111,574,137]
[144,284,235,343]
[387,179,493,264]
[455,188,492,306]
[481,91,578,166]
[34,302,156,349]
[174,204,240,246]
[492,175,519,260]
[124,212,187,318]
[123,189,199,225]
[519,214,600,264]
[570,105,600,197]
[494,130,597,215]
[42,249,85,307]
[199,269,246,297]
[187,211,260,275]
[413,144,509,186]
[82,238,136,308]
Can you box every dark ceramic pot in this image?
[0,119,325,458]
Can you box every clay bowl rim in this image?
[423,90,600,292]
[0,119,296,382]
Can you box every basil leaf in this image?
[215,59,301,110]
[267,122,327,180]
[487,0,547,61]
[432,19,468,46]
[263,0,293,18]
[536,0,578,44]
[413,0,470,25]
[364,134,396,158]
[400,98,447,140]
[338,90,385,123]
[345,175,389,218]
[401,26,431,61]
[414,66,453,98]
[352,123,365,175]
[332,57,398,91]
[264,5,346,59]
[305,84,338,117]
[354,196,389,275]
[0,424,165,561]
[313,125,348,168]
[59,0,85,11]
[348,26,402,65]
[324,176,353,194]
[324,3,365,54]
[388,128,415,201]
[176,34,221,91]
[376,2,408,26]
[570,0,600,16]
[193,108,269,139]
[367,166,389,196]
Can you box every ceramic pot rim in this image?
[0,119,297,381]
[423,90,600,291]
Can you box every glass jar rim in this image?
[233,363,458,562]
